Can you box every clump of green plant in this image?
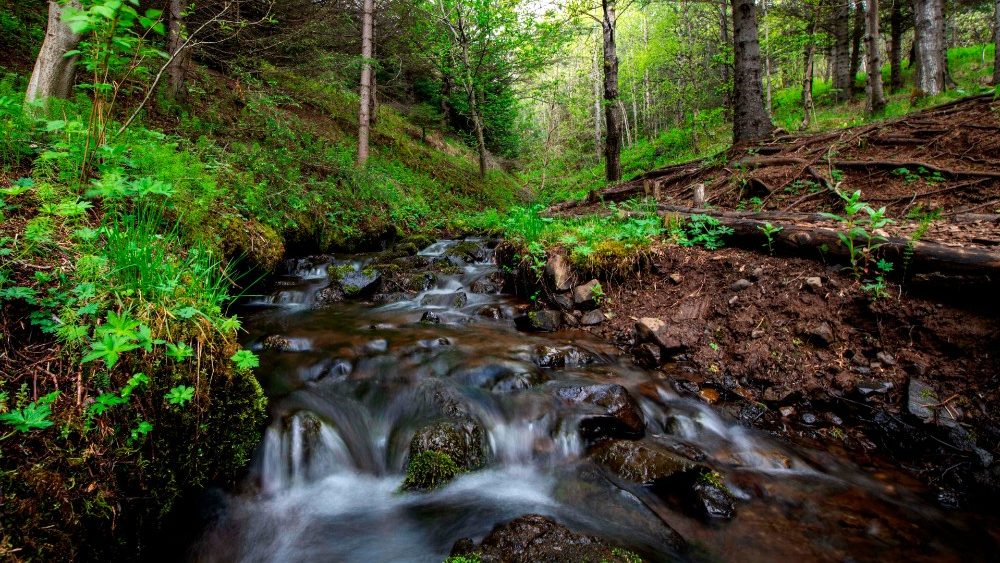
[401,450,462,491]
[902,204,941,277]
[820,189,893,278]
[672,214,734,250]
[590,281,606,304]
[757,222,783,254]
[862,259,894,300]
[892,166,944,184]
[0,388,60,435]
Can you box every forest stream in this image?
[191,239,997,563]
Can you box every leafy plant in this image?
[231,349,260,370]
[757,222,783,254]
[820,190,893,277]
[165,341,194,362]
[165,385,195,407]
[1,391,60,433]
[673,214,734,250]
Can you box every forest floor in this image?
[529,93,1000,510]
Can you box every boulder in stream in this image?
[545,253,574,291]
[402,417,487,491]
[449,514,643,563]
[555,384,645,441]
[572,280,602,310]
[333,266,382,298]
[420,291,468,309]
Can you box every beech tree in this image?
[358,0,376,165]
[913,0,947,96]
[26,0,83,103]
[731,0,773,143]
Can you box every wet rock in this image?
[476,305,505,320]
[532,345,602,369]
[313,285,345,307]
[364,339,389,354]
[580,309,605,326]
[779,406,796,418]
[338,267,382,298]
[420,291,467,309]
[420,311,441,324]
[591,439,702,484]
[449,514,641,563]
[550,292,574,311]
[444,240,490,263]
[631,343,662,368]
[408,418,486,473]
[634,317,690,354]
[556,384,645,441]
[545,253,574,291]
[400,450,461,491]
[572,280,602,311]
[262,335,292,351]
[856,380,893,396]
[451,362,544,393]
[405,272,436,292]
[800,412,818,425]
[688,479,736,520]
[515,309,562,332]
[803,321,835,347]
[394,242,419,256]
[730,278,753,292]
[371,292,408,305]
[470,273,503,294]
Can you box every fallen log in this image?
[656,206,1000,277]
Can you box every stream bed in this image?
[193,239,997,562]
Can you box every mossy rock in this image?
[401,450,462,491]
[404,234,435,252]
[394,242,420,256]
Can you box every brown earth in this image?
[528,94,1000,508]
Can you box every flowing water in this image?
[194,240,997,562]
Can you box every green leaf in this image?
[165,341,194,362]
[230,349,259,370]
[165,385,195,407]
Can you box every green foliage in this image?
[757,221,783,254]
[165,385,195,407]
[230,349,260,370]
[1,391,60,433]
[820,189,893,277]
[401,450,462,491]
[672,214,734,250]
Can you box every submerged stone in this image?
[556,384,645,441]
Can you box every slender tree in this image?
[601,0,624,182]
[166,0,191,99]
[26,0,83,103]
[913,0,946,96]
[831,0,852,101]
[848,0,864,95]
[731,0,773,143]
[802,8,818,129]
[358,0,375,166]
[864,0,886,114]
[888,0,905,92]
[994,0,999,85]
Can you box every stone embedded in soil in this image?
[803,321,835,347]
[420,291,467,309]
[591,439,702,484]
[572,279,602,310]
[632,343,662,368]
[634,317,691,355]
[449,514,642,563]
[876,351,897,366]
[730,278,753,292]
[805,276,823,292]
[556,384,645,441]
[669,273,683,284]
[580,309,605,326]
[545,253,574,291]
[551,292,574,311]
[907,378,959,427]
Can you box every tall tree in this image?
[848,0,864,95]
[913,0,947,95]
[601,0,624,182]
[731,0,773,143]
[831,0,852,101]
[994,0,999,85]
[888,0,905,92]
[802,8,818,129]
[166,0,191,99]
[26,0,83,103]
[358,0,376,166]
[864,0,886,114]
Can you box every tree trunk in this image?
[357,0,375,166]
[913,0,946,96]
[832,0,852,101]
[592,44,603,162]
[731,0,773,144]
[602,0,623,182]
[26,0,82,104]
[994,0,1000,85]
[849,0,865,96]
[889,0,904,92]
[165,0,190,99]
[865,0,887,114]
[719,0,732,119]
[763,0,772,114]
[802,13,817,129]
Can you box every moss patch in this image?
[401,450,463,491]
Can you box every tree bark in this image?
[802,13,818,129]
[994,0,999,84]
[602,0,623,182]
[832,0,852,101]
[592,44,603,162]
[719,0,732,118]
[165,0,191,100]
[357,0,375,166]
[731,0,773,144]
[865,0,887,114]
[26,0,82,104]
[849,0,865,96]
[913,0,946,96]
[889,0,904,92]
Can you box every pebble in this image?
[669,273,683,284]
[800,412,818,425]
[730,278,753,292]
[805,276,823,292]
